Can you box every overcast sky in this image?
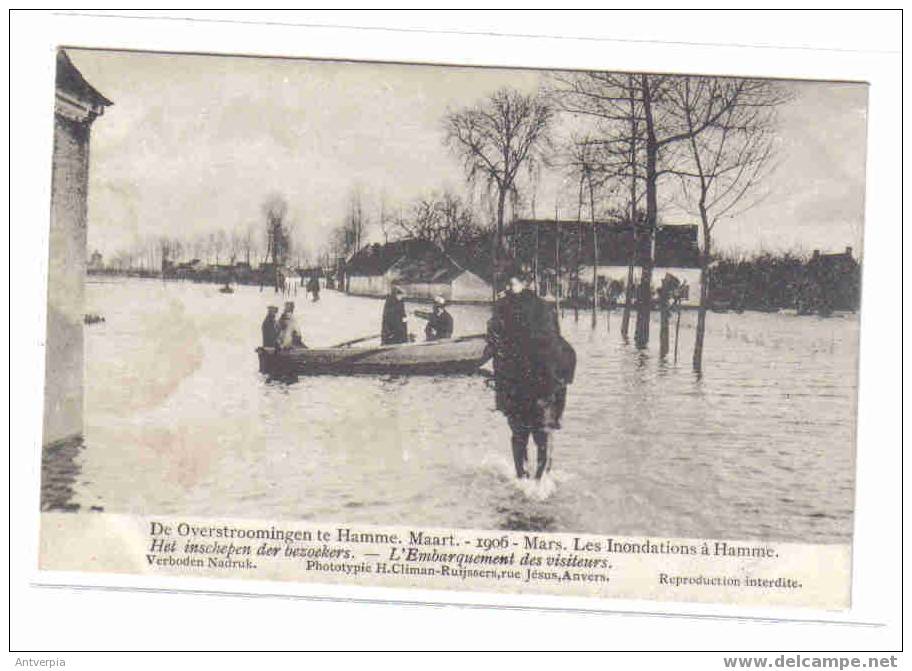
[69,49,868,261]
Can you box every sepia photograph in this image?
[40,44,867,598]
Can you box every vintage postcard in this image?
[38,46,867,611]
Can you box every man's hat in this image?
[434,296,446,306]
[267,305,278,312]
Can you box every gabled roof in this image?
[346,239,439,276]
[508,219,700,269]
[446,240,497,283]
[393,252,465,284]
[56,50,113,108]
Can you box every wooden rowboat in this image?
[256,334,490,376]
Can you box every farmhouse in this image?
[507,219,703,306]
[345,239,492,303]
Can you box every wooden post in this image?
[659,276,670,358]
[673,295,682,363]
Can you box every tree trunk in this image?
[693,224,711,373]
[635,153,657,347]
[621,214,636,340]
[621,78,638,341]
[635,76,658,349]
[588,174,598,330]
[659,279,670,358]
[495,187,507,254]
[492,186,508,300]
[574,179,583,323]
[555,208,562,315]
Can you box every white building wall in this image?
[349,270,491,303]
[348,273,391,297]
[450,271,492,302]
[398,282,451,301]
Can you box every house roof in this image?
[446,235,501,283]
[346,239,439,276]
[508,219,700,269]
[56,50,113,108]
[393,253,465,284]
[345,238,494,286]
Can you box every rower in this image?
[424,296,454,341]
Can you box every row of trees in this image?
[439,75,791,372]
[100,194,315,280]
[101,228,260,274]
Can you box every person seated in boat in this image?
[277,301,305,349]
[485,270,576,480]
[424,296,454,341]
[381,286,409,345]
[261,305,279,348]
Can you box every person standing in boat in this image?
[381,286,409,345]
[424,296,454,341]
[485,270,575,480]
[261,305,279,348]
[277,301,305,349]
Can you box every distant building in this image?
[345,239,492,302]
[44,51,111,445]
[507,220,702,306]
[88,249,104,270]
[801,247,861,314]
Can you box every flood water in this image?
[47,277,859,543]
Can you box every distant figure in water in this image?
[381,286,409,345]
[425,296,454,341]
[486,271,576,480]
[307,275,321,302]
[261,305,279,348]
[277,301,305,349]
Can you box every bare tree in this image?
[397,196,442,242]
[566,136,610,328]
[212,229,228,266]
[552,72,752,348]
[262,192,290,290]
[438,191,483,248]
[668,77,790,372]
[443,87,554,291]
[340,187,367,256]
[378,196,390,244]
[240,224,256,266]
[393,191,482,251]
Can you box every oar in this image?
[332,333,382,348]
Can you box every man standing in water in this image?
[486,271,575,480]
[307,274,321,302]
[381,286,409,345]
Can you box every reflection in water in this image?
[41,436,103,512]
[41,278,860,543]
